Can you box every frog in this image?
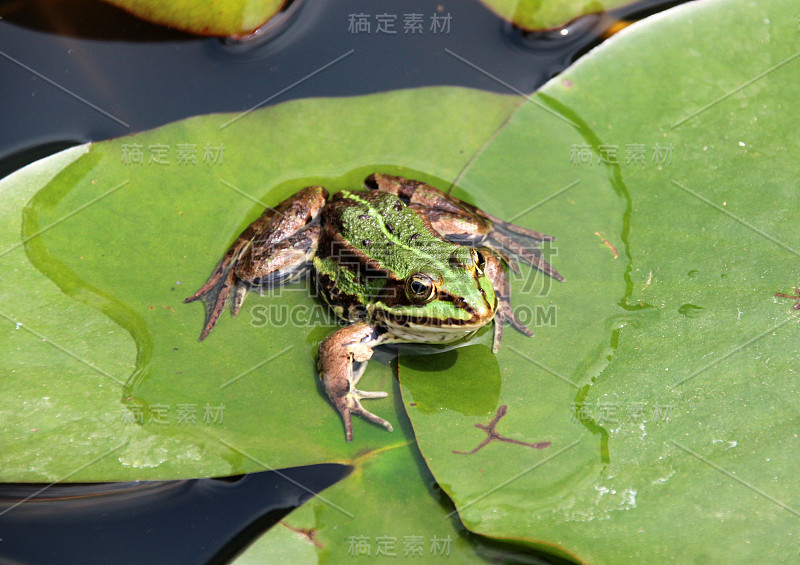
[185,173,563,441]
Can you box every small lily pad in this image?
[101,0,286,37]
[478,0,633,31]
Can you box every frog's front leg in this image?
[484,253,533,353]
[318,321,393,441]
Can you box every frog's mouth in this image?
[375,309,495,340]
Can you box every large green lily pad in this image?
[0,88,520,482]
[400,0,800,562]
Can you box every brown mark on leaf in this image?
[452,405,550,455]
[775,288,800,310]
[594,232,618,259]
[280,521,323,548]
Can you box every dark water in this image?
[0,465,351,564]
[0,0,686,563]
[0,0,684,179]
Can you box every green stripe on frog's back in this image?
[334,190,458,278]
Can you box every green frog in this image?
[185,174,563,441]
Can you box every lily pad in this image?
[478,0,632,31]
[0,87,520,482]
[233,431,564,564]
[400,0,800,562]
[100,0,286,37]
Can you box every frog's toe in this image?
[230,283,248,318]
[354,389,388,399]
[334,390,393,441]
[503,306,534,337]
[492,319,504,354]
[350,399,393,433]
[492,302,534,352]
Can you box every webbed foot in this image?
[318,321,392,441]
[332,388,394,442]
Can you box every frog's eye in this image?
[405,273,437,304]
[470,248,486,274]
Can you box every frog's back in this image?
[314,190,457,321]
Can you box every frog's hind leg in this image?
[482,213,564,282]
[416,199,563,282]
[184,196,299,306]
[231,225,321,318]
[185,270,238,342]
[183,241,248,336]
[187,226,321,341]
[318,322,393,441]
[185,186,328,341]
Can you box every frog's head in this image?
[373,246,498,340]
